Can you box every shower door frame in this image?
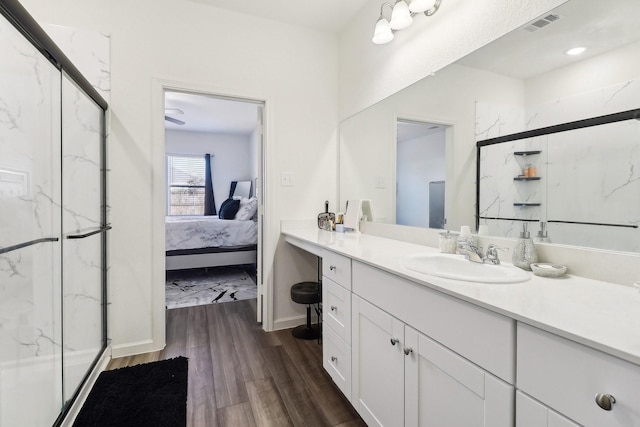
[0,1,109,425]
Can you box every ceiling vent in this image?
[523,14,561,32]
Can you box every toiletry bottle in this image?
[512,222,538,270]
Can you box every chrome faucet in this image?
[484,244,504,265]
[458,241,484,263]
[459,242,505,265]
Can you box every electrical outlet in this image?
[281,172,295,187]
[375,176,386,189]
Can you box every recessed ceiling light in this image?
[566,47,587,56]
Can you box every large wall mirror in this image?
[339,0,640,253]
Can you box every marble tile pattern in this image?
[43,24,111,103]
[476,83,640,252]
[0,15,64,427]
[61,75,104,400]
[166,267,257,309]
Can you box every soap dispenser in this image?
[512,222,538,270]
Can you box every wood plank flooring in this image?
[107,300,365,427]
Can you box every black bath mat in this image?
[73,357,188,427]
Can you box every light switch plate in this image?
[281,172,295,187]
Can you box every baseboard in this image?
[111,339,159,358]
[273,315,306,331]
[60,346,112,427]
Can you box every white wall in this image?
[165,129,253,211]
[340,64,525,232]
[21,0,339,355]
[337,0,568,120]
[396,131,446,228]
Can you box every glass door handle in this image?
[0,237,59,255]
[66,225,112,239]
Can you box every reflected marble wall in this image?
[476,81,640,252]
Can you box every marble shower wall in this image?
[0,15,64,427]
[1,18,110,427]
[476,80,640,252]
[61,74,104,400]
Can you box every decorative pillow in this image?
[235,197,258,221]
[218,198,240,220]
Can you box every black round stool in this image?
[290,281,321,340]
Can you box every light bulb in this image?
[409,0,437,13]
[372,18,394,44]
[566,46,587,56]
[390,0,413,30]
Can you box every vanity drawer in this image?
[517,323,640,427]
[322,250,351,290]
[323,321,352,401]
[352,261,515,383]
[322,277,351,344]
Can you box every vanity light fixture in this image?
[372,3,395,44]
[372,0,443,44]
[565,46,587,56]
[390,0,413,30]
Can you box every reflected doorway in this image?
[396,120,448,228]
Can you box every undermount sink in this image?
[402,253,531,284]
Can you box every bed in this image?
[165,215,258,270]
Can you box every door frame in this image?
[151,78,270,349]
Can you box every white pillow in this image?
[235,197,258,221]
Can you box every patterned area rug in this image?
[166,267,257,309]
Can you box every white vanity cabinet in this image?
[352,295,405,426]
[351,261,515,427]
[517,323,640,427]
[321,250,352,400]
[516,391,580,427]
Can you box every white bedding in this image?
[165,216,257,251]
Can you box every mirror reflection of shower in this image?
[396,119,449,228]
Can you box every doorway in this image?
[162,89,265,322]
[396,119,448,228]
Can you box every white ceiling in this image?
[457,0,640,79]
[187,0,371,33]
[164,91,261,134]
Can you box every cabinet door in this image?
[517,391,580,427]
[405,328,514,427]
[352,295,405,427]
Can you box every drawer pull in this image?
[331,356,337,362]
[390,338,399,346]
[403,347,413,356]
[329,265,336,271]
[330,305,337,311]
[595,393,616,411]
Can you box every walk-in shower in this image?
[0,1,108,425]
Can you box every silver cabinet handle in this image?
[390,338,399,346]
[404,347,413,356]
[330,305,337,311]
[595,393,616,411]
[331,356,337,362]
[329,265,336,271]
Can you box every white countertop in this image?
[282,226,640,366]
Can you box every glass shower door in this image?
[61,72,106,405]
[0,13,63,427]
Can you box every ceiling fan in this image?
[165,108,185,125]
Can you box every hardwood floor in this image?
[108,300,365,427]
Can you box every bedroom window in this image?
[167,154,206,215]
